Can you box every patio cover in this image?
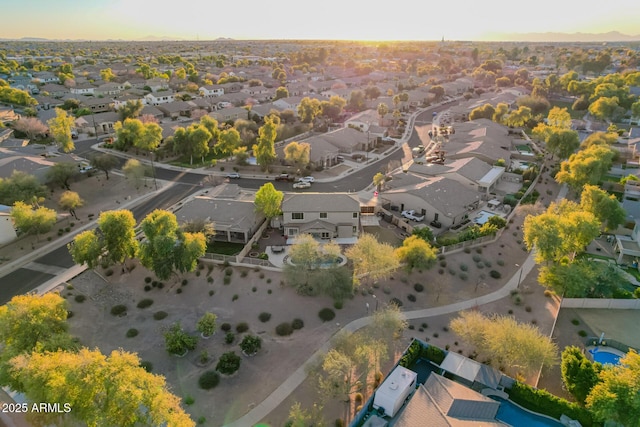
[440,352,501,389]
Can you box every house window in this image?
[353,212,358,218]
[321,232,330,239]
[352,226,357,233]
[320,212,327,219]
[287,228,298,236]
[292,212,304,220]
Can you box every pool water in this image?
[492,397,564,427]
[591,348,621,365]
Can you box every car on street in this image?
[275,173,295,182]
[292,181,311,189]
[226,172,240,179]
[297,176,315,183]
[401,209,425,222]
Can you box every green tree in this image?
[288,234,321,269]
[287,402,326,427]
[429,85,445,100]
[297,97,321,124]
[274,86,289,101]
[0,293,75,388]
[586,350,640,426]
[555,145,616,191]
[239,335,262,356]
[395,235,437,272]
[122,158,149,189]
[0,171,46,206]
[412,226,434,242]
[450,311,558,377]
[546,106,573,129]
[632,100,640,119]
[505,105,532,127]
[373,172,386,192]
[254,182,283,219]
[546,129,580,159]
[100,67,116,82]
[539,260,626,297]
[561,346,601,404]
[114,117,144,151]
[345,234,399,286]
[588,96,624,121]
[216,128,241,158]
[284,141,310,170]
[524,200,601,263]
[580,185,626,231]
[90,153,119,180]
[68,230,103,269]
[196,313,217,337]
[47,108,75,152]
[580,131,618,149]
[377,103,389,121]
[9,348,194,427]
[348,90,366,111]
[492,103,509,124]
[253,115,278,171]
[10,202,57,240]
[58,190,83,220]
[46,162,78,190]
[469,103,496,120]
[97,209,138,267]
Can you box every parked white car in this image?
[401,209,425,222]
[226,172,240,179]
[293,181,311,189]
[298,176,315,183]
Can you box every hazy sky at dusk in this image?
[2,0,640,41]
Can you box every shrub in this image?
[424,345,446,364]
[383,286,391,294]
[225,332,235,344]
[464,247,471,254]
[459,273,468,281]
[259,312,272,322]
[181,279,188,286]
[472,254,482,262]
[140,361,153,372]
[318,308,335,322]
[105,269,113,276]
[422,322,428,329]
[74,295,86,303]
[439,260,447,267]
[144,285,151,292]
[240,335,262,355]
[413,283,424,292]
[221,323,231,332]
[232,294,239,301]
[252,286,257,292]
[292,318,304,330]
[459,264,468,272]
[334,300,343,310]
[335,419,345,427]
[176,288,182,294]
[66,310,73,318]
[489,270,501,279]
[276,322,294,336]
[390,297,403,307]
[484,260,492,268]
[525,305,532,312]
[578,330,588,337]
[571,318,580,326]
[197,313,218,337]
[157,282,164,289]
[497,259,505,266]
[217,352,241,375]
[145,277,152,283]
[163,323,198,356]
[476,263,485,269]
[110,305,127,316]
[240,270,248,278]
[236,322,249,333]
[223,276,231,285]
[137,299,153,309]
[207,276,214,283]
[407,294,416,302]
[224,267,233,276]
[198,371,220,390]
[448,268,456,276]
[184,395,195,405]
[153,311,168,320]
[208,290,214,296]
[126,328,139,338]
[198,417,206,425]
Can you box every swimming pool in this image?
[492,397,564,427]
[590,348,621,365]
[473,210,496,225]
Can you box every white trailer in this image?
[372,365,418,418]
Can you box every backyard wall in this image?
[561,298,640,309]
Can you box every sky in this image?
[2,0,640,41]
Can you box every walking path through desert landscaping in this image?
[223,251,538,427]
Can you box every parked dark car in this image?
[275,173,295,182]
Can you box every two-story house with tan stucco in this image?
[281,193,360,241]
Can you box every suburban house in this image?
[285,133,339,169]
[0,204,17,245]
[39,84,69,98]
[94,82,127,96]
[209,107,249,123]
[320,127,372,154]
[272,95,323,111]
[113,95,147,110]
[444,119,513,167]
[145,78,169,92]
[409,157,507,196]
[144,92,176,106]
[345,109,385,133]
[79,96,114,113]
[31,71,59,83]
[70,83,95,95]
[199,85,224,97]
[74,111,119,135]
[281,193,360,241]
[173,184,265,244]
[157,101,195,119]
[381,174,482,228]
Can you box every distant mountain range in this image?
[3,32,640,43]
[483,31,640,42]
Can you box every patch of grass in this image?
[153,311,168,320]
[319,308,335,322]
[137,299,153,309]
[206,241,244,255]
[126,328,139,338]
